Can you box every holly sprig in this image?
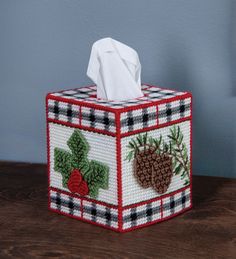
[54,130,109,198]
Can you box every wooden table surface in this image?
[0,162,235,258]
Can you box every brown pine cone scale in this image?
[133,148,173,194]
[133,148,155,188]
[151,154,173,194]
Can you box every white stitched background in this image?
[121,120,191,206]
[49,123,118,205]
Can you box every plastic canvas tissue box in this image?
[46,38,192,232]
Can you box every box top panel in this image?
[48,84,190,111]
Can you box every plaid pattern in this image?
[52,87,96,100]
[50,190,81,217]
[120,106,157,133]
[50,85,187,109]
[162,188,191,217]
[48,99,80,124]
[122,200,161,230]
[158,98,191,124]
[49,188,191,231]
[50,190,118,229]
[83,200,118,228]
[81,107,116,133]
[122,188,191,230]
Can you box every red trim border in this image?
[115,110,123,232]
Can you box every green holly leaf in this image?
[70,156,91,175]
[67,130,89,161]
[89,185,99,199]
[54,148,72,187]
[84,160,109,198]
[67,129,90,171]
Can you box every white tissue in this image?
[87,38,143,101]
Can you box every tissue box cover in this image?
[46,84,192,232]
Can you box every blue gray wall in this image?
[0,0,235,178]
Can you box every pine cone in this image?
[151,154,173,194]
[133,148,155,188]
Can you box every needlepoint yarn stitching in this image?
[126,125,190,194]
[54,129,109,198]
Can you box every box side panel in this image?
[121,120,191,207]
[48,122,118,205]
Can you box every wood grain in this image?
[0,161,235,258]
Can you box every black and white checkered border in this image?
[83,200,118,229]
[47,99,117,133]
[122,188,191,230]
[48,99,80,124]
[50,190,82,217]
[50,85,187,109]
[162,188,191,218]
[158,98,191,124]
[81,107,116,133]
[52,87,96,100]
[50,190,119,229]
[122,200,161,230]
[120,106,157,133]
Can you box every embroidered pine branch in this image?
[125,125,190,190]
[168,126,190,185]
[125,133,165,162]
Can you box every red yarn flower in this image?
[67,169,89,196]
